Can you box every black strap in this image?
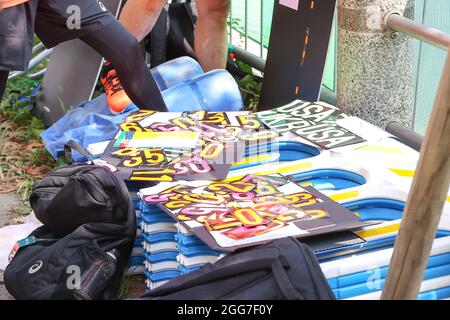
[271,258,303,299]
[150,4,169,67]
[150,248,291,296]
[64,140,94,164]
[184,0,197,26]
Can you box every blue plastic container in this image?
[162,69,244,112]
[151,56,204,91]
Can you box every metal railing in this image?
[228,0,270,59]
[387,13,450,51]
[384,13,450,149]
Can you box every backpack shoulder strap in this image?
[184,0,197,26]
[149,4,170,67]
[64,140,94,164]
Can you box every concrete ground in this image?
[0,193,20,228]
[0,193,20,300]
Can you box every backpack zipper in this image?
[44,165,91,177]
[97,166,131,211]
[84,172,113,211]
[77,175,112,211]
[31,187,59,194]
[36,238,59,243]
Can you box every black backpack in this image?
[4,142,136,299]
[142,237,335,300]
[145,0,197,67]
[29,164,132,236]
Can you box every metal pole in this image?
[260,0,264,58]
[385,121,423,151]
[381,48,450,300]
[244,0,248,51]
[336,0,415,129]
[387,13,450,51]
[231,44,266,72]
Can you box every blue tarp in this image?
[40,95,137,161]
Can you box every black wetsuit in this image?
[0,0,167,111]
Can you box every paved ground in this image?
[0,193,21,300]
[0,193,20,228]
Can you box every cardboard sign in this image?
[257,100,365,149]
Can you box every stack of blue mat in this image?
[119,185,145,275]
[140,201,180,290]
[175,224,223,275]
[126,192,146,275]
[137,199,224,291]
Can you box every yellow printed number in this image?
[238,115,262,130]
[122,156,143,168]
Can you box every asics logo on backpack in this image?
[28,261,43,274]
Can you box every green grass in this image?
[117,272,131,299]
[1,75,56,217]
[232,59,263,112]
[238,74,262,112]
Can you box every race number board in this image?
[257,100,365,149]
[141,174,375,251]
[101,110,278,182]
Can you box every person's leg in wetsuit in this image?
[79,19,167,113]
[100,0,167,113]
[1,0,166,112]
[0,1,36,103]
[33,0,167,113]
